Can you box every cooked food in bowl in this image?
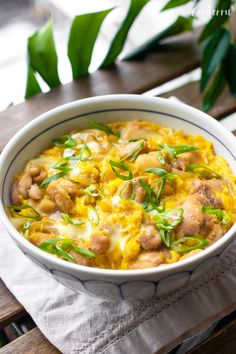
[7,120,236,270]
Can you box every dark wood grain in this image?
[189,318,236,354]
[163,81,236,120]
[0,328,60,354]
[0,29,201,150]
[0,280,26,329]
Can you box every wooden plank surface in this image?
[189,318,236,354]
[0,327,60,354]
[0,29,201,150]
[0,279,26,329]
[163,81,236,120]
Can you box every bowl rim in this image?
[0,94,236,279]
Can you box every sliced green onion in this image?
[160,229,171,248]
[84,185,101,197]
[7,204,41,220]
[70,243,96,258]
[52,245,76,263]
[153,208,183,231]
[187,164,221,179]
[109,160,132,180]
[171,237,208,254]
[22,221,30,233]
[52,161,70,171]
[119,181,136,200]
[156,151,165,164]
[61,213,85,226]
[202,206,232,225]
[78,144,92,161]
[89,121,120,137]
[129,138,147,142]
[159,144,198,158]
[145,168,176,181]
[121,140,144,162]
[139,179,161,211]
[38,238,63,251]
[88,207,99,227]
[40,171,67,189]
[53,135,77,148]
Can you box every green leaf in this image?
[40,171,68,189]
[153,208,183,231]
[121,140,144,162]
[100,0,150,68]
[171,237,208,254]
[89,121,120,137]
[200,28,230,92]
[224,44,236,97]
[198,0,232,43]
[68,9,113,79]
[28,20,60,88]
[202,64,226,112]
[25,67,42,99]
[124,16,193,60]
[161,0,192,12]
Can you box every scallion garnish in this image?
[40,171,67,189]
[70,243,95,258]
[153,208,183,231]
[145,168,176,181]
[202,206,232,225]
[53,135,77,148]
[159,144,198,158]
[171,237,208,254]
[139,179,166,211]
[78,144,91,161]
[88,207,99,227]
[7,205,41,220]
[121,140,144,162]
[84,185,101,197]
[187,164,221,179]
[160,229,171,248]
[109,160,132,180]
[119,181,136,200]
[22,221,30,233]
[89,122,120,138]
[156,151,165,164]
[38,238,95,260]
[61,213,85,226]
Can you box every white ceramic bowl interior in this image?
[0,95,236,301]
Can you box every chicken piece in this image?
[139,223,162,250]
[177,195,203,236]
[200,214,224,244]
[29,184,43,200]
[135,152,170,173]
[37,198,57,214]
[46,179,80,214]
[11,174,33,205]
[121,121,154,141]
[69,250,95,267]
[28,162,47,184]
[129,251,168,269]
[28,231,54,246]
[190,179,223,209]
[119,176,147,203]
[171,151,200,171]
[90,224,112,255]
[118,141,147,159]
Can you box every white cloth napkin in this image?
[1,219,236,354]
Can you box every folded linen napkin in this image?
[1,219,236,354]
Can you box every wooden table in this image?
[0,29,236,353]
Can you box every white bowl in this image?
[0,95,236,301]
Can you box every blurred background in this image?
[0,0,214,111]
